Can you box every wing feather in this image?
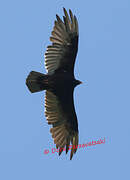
[44,8,79,74]
[45,90,79,160]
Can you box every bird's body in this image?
[26,8,82,160]
[45,72,80,91]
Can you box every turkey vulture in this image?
[26,8,82,160]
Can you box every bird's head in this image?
[74,79,82,87]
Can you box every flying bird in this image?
[26,8,82,160]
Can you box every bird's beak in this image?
[79,80,83,84]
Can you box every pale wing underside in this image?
[45,90,78,160]
[44,8,79,74]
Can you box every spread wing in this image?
[44,8,79,75]
[45,90,79,160]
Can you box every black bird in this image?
[26,8,82,160]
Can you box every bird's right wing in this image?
[44,90,79,160]
[44,8,79,75]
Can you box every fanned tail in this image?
[26,71,48,93]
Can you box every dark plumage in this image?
[26,8,82,160]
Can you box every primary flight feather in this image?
[26,8,82,160]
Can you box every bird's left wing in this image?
[45,90,79,160]
[44,8,79,75]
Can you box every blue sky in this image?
[0,0,130,179]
